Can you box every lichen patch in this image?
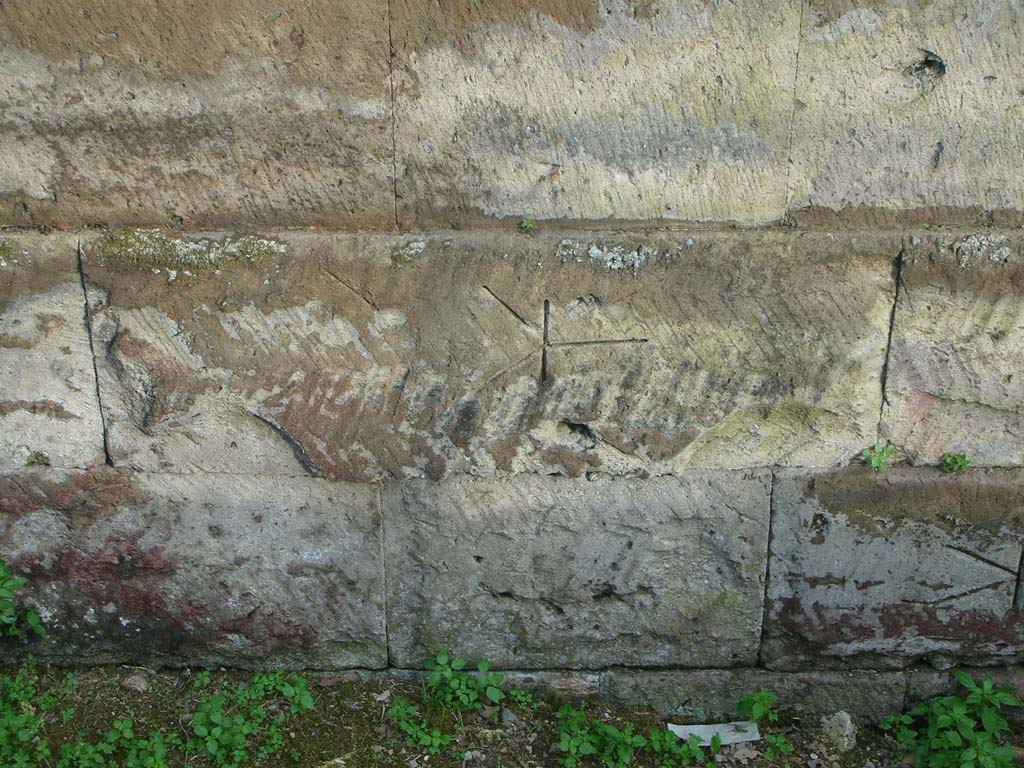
[93,229,286,271]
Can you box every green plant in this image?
[555,705,599,767]
[518,217,536,233]
[186,671,313,767]
[556,704,721,768]
[645,729,710,768]
[763,733,794,760]
[424,650,505,712]
[0,559,46,640]
[1,663,54,767]
[861,442,896,471]
[592,721,647,768]
[2,663,317,768]
[939,452,971,474]
[386,697,451,755]
[736,691,778,723]
[508,688,539,710]
[881,671,1019,768]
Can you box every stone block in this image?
[80,229,895,480]
[392,0,801,226]
[383,471,771,668]
[764,467,1024,669]
[0,468,386,668]
[0,233,105,470]
[0,1,393,228]
[603,668,907,723]
[907,667,1024,709]
[882,232,1024,466]
[789,2,1024,224]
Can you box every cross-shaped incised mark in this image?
[482,288,648,388]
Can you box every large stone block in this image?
[789,2,1024,224]
[0,469,386,668]
[882,232,1024,466]
[0,1,393,228]
[602,668,907,723]
[392,0,801,226]
[383,471,771,668]
[81,229,895,480]
[0,233,105,470]
[763,467,1024,669]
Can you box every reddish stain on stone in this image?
[34,534,208,653]
[35,312,65,334]
[772,595,879,649]
[218,608,316,652]
[0,399,80,420]
[876,603,1024,653]
[0,468,145,517]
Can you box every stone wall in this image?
[2,0,1024,720]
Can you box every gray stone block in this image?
[383,471,771,668]
[0,233,105,470]
[0,469,387,668]
[602,668,907,723]
[764,467,1024,669]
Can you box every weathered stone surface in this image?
[0,468,386,668]
[789,2,1024,224]
[0,1,392,228]
[764,467,1024,670]
[882,233,1024,466]
[81,229,895,480]
[392,0,801,226]
[907,667,1024,709]
[602,668,906,723]
[383,471,771,669]
[0,233,105,470]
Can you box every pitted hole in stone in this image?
[905,49,946,98]
[810,513,830,545]
[560,420,598,443]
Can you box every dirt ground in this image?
[6,663,1001,768]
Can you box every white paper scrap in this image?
[667,721,761,746]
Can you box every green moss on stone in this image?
[94,229,285,270]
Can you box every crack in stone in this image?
[250,413,321,478]
[322,266,380,311]
[782,0,806,216]
[1014,549,1024,612]
[877,246,904,437]
[76,238,113,466]
[757,468,777,667]
[548,338,649,348]
[901,580,1005,607]
[386,0,400,230]
[481,285,535,328]
[944,544,1018,577]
